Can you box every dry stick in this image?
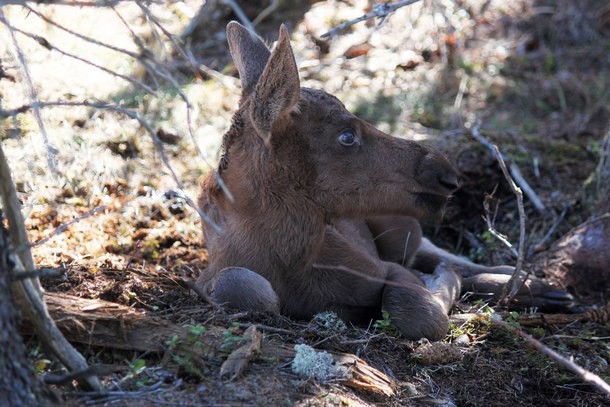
[469,124,546,213]
[482,192,519,258]
[0,144,101,390]
[30,205,107,248]
[0,7,57,175]
[492,145,529,305]
[492,318,610,398]
[321,0,422,38]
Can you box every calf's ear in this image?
[250,24,300,146]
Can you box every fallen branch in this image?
[26,291,397,397]
[492,317,610,398]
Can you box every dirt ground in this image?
[1,0,609,405]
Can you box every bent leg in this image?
[381,263,457,341]
[211,267,280,314]
[416,239,573,310]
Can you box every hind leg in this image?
[209,267,280,314]
[416,237,573,310]
[367,216,573,310]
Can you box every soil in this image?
[1,0,609,405]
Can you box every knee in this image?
[212,267,280,314]
[382,272,450,341]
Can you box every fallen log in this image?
[23,292,396,396]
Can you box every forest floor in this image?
[1,0,609,405]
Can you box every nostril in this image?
[439,171,459,192]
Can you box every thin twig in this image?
[221,0,256,34]
[321,0,422,38]
[492,145,529,305]
[22,5,140,59]
[252,0,280,27]
[11,267,66,281]
[135,1,235,204]
[29,205,107,248]
[3,23,157,95]
[469,123,546,212]
[482,191,519,258]
[493,318,610,398]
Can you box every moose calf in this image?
[196,22,571,340]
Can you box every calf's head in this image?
[220,22,458,220]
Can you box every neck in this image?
[207,183,326,283]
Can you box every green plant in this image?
[129,358,147,376]
[220,322,244,351]
[374,310,401,336]
[164,324,207,379]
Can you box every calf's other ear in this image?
[226,21,271,96]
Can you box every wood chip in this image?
[219,325,262,380]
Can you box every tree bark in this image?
[0,222,46,406]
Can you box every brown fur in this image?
[196,22,572,341]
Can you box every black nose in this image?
[439,171,459,192]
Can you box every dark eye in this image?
[338,130,356,146]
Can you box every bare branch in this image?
[135,1,235,204]
[469,123,546,212]
[482,191,519,258]
[3,22,157,95]
[221,0,256,34]
[0,7,57,175]
[22,5,140,59]
[322,0,422,38]
[491,145,529,305]
[11,267,66,281]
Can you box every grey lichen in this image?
[312,311,348,332]
[291,344,349,382]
